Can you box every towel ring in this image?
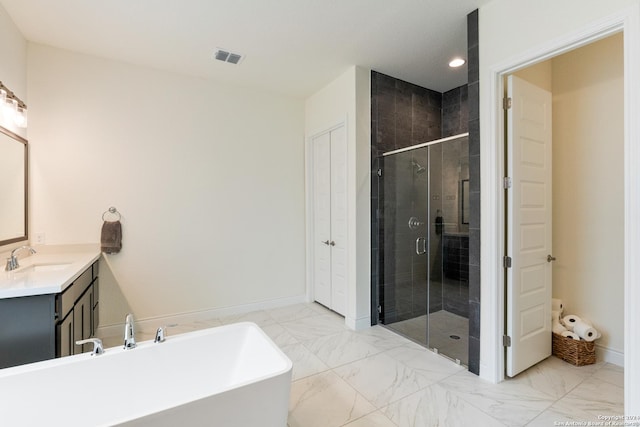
[102,206,121,221]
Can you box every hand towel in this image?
[101,220,122,254]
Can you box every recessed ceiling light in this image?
[213,48,244,65]
[449,58,466,68]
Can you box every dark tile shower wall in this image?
[372,71,470,324]
[467,9,481,375]
[442,86,469,138]
[371,72,443,324]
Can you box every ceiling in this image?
[0,0,490,98]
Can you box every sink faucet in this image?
[123,313,136,349]
[5,246,36,271]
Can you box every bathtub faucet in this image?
[124,313,136,349]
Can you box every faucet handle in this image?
[76,338,104,356]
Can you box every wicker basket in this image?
[552,332,596,366]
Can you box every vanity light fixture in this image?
[0,81,28,128]
[448,57,466,68]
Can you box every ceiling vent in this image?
[214,48,244,65]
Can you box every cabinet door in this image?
[91,278,99,336]
[58,312,74,357]
[73,289,92,353]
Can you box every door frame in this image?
[481,5,640,411]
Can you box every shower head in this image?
[412,160,426,174]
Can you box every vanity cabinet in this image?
[0,260,100,368]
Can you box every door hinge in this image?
[377,305,382,314]
[503,256,512,268]
[503,335,512,347]
[503,177,512,189]
[377,168,383,177]
[503,97,512,110]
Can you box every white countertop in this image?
[0,249,101,299]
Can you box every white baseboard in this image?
[96,294,308,337]
[596,344,624,367]
[346,315,371,331]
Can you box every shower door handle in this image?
[415,237,426,255]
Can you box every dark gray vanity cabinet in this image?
[0,261,100,369]
[56,262,99,357]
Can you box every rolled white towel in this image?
[561,330,580,340]
[573,320,599,342]
[552,298,564,313]
[552,322,567,334]
[562,315,581,331]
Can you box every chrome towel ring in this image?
[102,206,121,222]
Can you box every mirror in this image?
[0,125,28,245]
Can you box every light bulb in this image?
[14,106,27,128]
[4,98,17,114]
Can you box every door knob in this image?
[322,240,330,246]
[330,241,336,246]
[547,254,557,262]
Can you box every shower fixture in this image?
[412,160,426,174]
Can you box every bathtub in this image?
[0,322,292,426]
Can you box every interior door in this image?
[506,75,553,377]
[329,126,347,315]
[311,126,346,315]
[312,131,332,309]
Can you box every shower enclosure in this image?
[379,133,469,365]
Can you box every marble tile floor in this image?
[385,311,469,365]
[97,302,624,427]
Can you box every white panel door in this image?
[311,125,347,316]
[506,75,553,377]
[312,132,332,309]
[329,126,347,315]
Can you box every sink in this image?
[15,263,72,274]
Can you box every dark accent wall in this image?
[442,86,469,138]
[467,9,481,376]
[370,72,443,326]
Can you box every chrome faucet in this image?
[123,313,136,349]
[76,338,104,356]
[5,246,36,271]
[154,326,166,343]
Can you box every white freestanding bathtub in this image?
[0,322,292,426]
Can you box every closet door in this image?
[311,125,347,316]
[313,132,332,309]
[329,126,347,315]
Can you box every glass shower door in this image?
[381,147,429,345]
[379,134,470,365]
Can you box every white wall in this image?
[552,33,624,355]
[305,66,371,329]
[27,44,306,326]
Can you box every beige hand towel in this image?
[101,220,122,254]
